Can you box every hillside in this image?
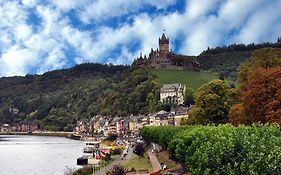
[0,64,162,131]
[197,51,251,78]
[149,69,218,90]
[196,41,281,78]
[0,63,129,131]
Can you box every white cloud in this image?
[0,46,39,76]
[234,0,281,43]
[21,0,37,8]
[14,23,33,40]
[49,0,87,11]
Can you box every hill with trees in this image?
[197,41,281,78]
[0,63,129,131]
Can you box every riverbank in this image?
[0,131,73,138]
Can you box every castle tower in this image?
[159,33,169,53]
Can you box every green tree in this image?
[187,79,236,124]
[133,142,145,158]
[184,87,195,106]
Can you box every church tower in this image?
[159,33,169,53]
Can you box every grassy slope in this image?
[149,69,218,90]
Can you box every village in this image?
[74,105,189,138]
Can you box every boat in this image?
[83,140,100,153]
[71,133,82,140]
[77,155,89,165]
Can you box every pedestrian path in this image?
[147,148,161,172]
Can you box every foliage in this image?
[140,125,190,149]
[99,67,158,116]
[184,87,195,106]
[237,47,281,83]
[201,42,281,55]
[0,63,128,129]
[133,142,145,157]
[186,79,237,125]
[230,48,281,125]
[0,64,160,129]
[229,67,281,125]
[140,124,281,175]
[106,165,126,175]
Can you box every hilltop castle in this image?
[133,33,199,70]
[133,33,176,69]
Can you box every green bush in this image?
[140,124,281,175]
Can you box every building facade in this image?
[160,83,186,105]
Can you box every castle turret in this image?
[159,33,169,53]
[278,36,281,43]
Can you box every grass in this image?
[122,153,152,172]
[149,69,218,90]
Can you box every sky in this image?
[0,0,281,77]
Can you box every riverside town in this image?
[1,1,281,175]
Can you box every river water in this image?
[0,135,84,175]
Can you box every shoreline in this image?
[0,131,74,138]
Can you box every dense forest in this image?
[0,63,164,131]
[0,63,129,131]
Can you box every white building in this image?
[160,83,186,105]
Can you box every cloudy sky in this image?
[0,0,281,77]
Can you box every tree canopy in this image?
[230,67,281,125]
[238,47,281,83]
[186,79,237,124]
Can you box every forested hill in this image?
[196,41,281,78]
[0,63,130,131]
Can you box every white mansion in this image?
[160,83,186,105]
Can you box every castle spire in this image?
[159,32,169,53]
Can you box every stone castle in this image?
[133,33,199,69]
[133,33,176,69]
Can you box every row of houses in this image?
[75,106,189,136]
[0,122,39,133]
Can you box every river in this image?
[0,135,84,175]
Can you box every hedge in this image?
[140,124,281,175]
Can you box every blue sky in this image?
[0,0,281,77]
